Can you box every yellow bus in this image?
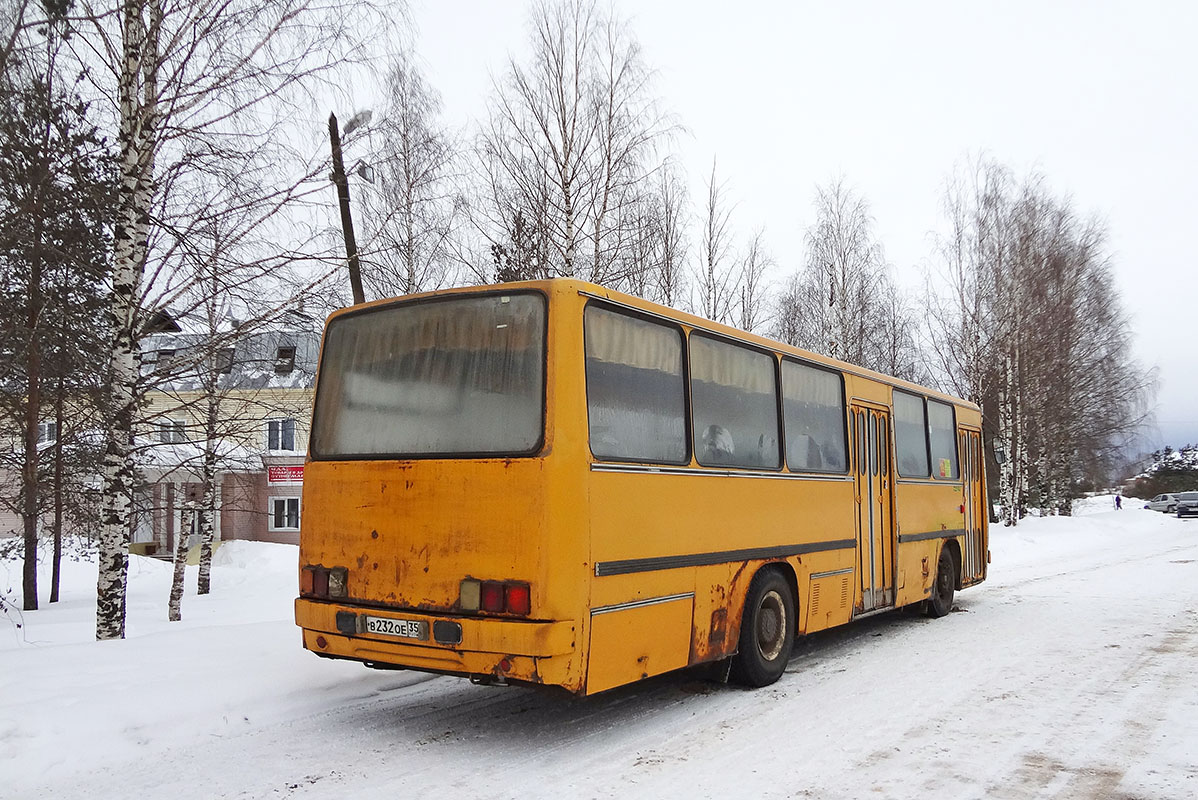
[295,279,988,695]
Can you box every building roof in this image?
[140,308,321,393]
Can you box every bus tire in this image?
[730,569,795,687]
[926,547,955,618]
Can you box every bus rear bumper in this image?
[295,598,577,685]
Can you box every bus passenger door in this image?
[852,405,894,612]
[960,430,987,583]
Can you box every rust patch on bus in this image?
[708,607,728,651]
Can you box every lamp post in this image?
[328,111,370,305]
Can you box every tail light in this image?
[312,567,329,597]
[480,581,504,612]
[301,565,348,599]
[459,578,531,616]
[505,583,530,616]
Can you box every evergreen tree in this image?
[0,72,115,610]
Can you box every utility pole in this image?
[329,112,365,305]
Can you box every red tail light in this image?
[505,582,530,616]
[312,567,329,597]
[480,581,504,612]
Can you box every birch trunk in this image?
[196,393,218,595]
[998,352,1014,526]
[168,503,190,622]
[96,0,161,640]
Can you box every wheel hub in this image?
[757,590,786,661]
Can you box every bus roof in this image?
[322,277,980,414]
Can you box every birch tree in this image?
[358,50,459,299]
[925,157,1153,522]
[778,179,918,376]
[735,229,772,334]
[694,160,736,323]
[649,161,687,306]
[476,0,670,286]
[69,0,393,640]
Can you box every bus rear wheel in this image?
[926,547,955,618]
[730,569,795,687]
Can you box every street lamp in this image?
[328,110,372,305]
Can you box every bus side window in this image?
[894,390,930,478]
[781,360,847,473]
[584,305,688,464]
[927,400,959,480]
[690,335,780,470]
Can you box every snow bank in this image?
[3,497,1196,799]
[0,541,425,793]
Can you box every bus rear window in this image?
[311,293,545,458]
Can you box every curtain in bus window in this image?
[894,390,930,478]
[927,400,959,479]
[690,335,780,469]
[781,361,847,472]
[311,293,545,456]
[584,306,687,463]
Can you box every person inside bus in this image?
[702,424,735,464]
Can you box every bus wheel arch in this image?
[926,543,958,618]
[729,564,797,687]
[943,538,963,590]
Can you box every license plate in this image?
[363,616,427,640]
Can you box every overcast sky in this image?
[398,0,1197,451]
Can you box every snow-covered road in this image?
[3,500,1197,799]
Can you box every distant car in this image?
[1146,493,1180,512]
[1176,492,1198,518]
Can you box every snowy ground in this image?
[2,498,1197,799]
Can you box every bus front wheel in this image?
[926,548,955,618]
[730,569,795,687]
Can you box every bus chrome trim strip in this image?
[595,540,857,577]
[591,592,695,616]
[590,462,853,482]
[810,567,854,580]
[897,529,967,544]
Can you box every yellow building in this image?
[132,309,319,553]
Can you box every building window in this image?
[217,347,235,374]
[37,422,58,444]
[270,497,300,530]
[267,418,297,451]
[275,346,296,374]
[159,419,186,444]
[155,349,176,372]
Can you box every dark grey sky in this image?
[405,0,1197,449]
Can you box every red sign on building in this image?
[267,465,305,485]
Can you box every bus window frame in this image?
[779,356,850,476]
[893,389,932,479]
[927,398,960,481]
[308,288,550,462]
[582,300,692,467]
[687,330,783,472]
